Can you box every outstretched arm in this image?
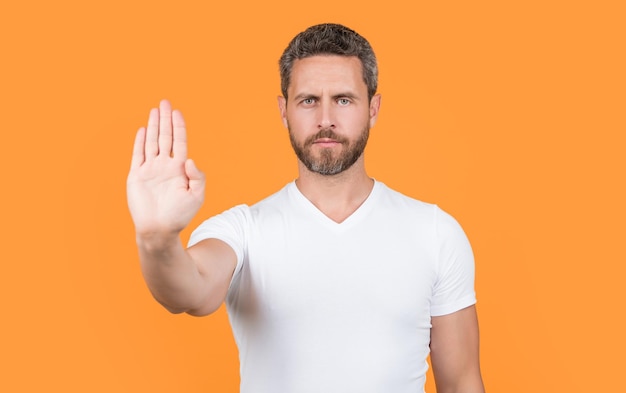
[127,100,236,316]
[430,305,485,393]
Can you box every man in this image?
[127,23,485,393]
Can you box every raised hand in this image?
[127,100,205,237]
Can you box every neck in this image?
[295,156,374,223]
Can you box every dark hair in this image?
[279,23,378,100]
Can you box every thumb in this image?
[185,159,205,189]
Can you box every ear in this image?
[277,96,288,128]
[369,94,381,128]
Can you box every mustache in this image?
[304,128,347,145]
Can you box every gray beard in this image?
[289,126,369,176]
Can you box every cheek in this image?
[287,111,314,130]
[346,109,371,129]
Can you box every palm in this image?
[127,100,205,235]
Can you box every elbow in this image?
[156,293,223,317]
[157,299,189,315]
[185,298,223,317]
[163,305,188,314]
[150,293,193,315]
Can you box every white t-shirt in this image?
[188,181,476,393]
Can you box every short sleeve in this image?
[187,204,250,283]
[430,206,477,316]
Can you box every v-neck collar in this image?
[287,180,382,232]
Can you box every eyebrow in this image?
[292,92,360,101]
[333,92,359,100]
[293,93,319,101]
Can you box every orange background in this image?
[1,0,624,391]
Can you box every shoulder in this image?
[187,204,251,248]
[374,182,469,240]
[374,181,437,220]
[199,182,294,228]
[248,182,292,213]
[187,183,292,246]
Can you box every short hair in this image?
[279,23,378,100]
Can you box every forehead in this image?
[288,55,366,95]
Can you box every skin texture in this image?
[279,56,485,392]
[431,305,485,393]
[127,54,484,392]
[284,56,373,177]
[278,55,381,223]
[127,100,236,316]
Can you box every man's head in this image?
[278,24,381,177]
[279,23,378,101]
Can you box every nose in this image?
[318,99,335,129]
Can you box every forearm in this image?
[128,100,220,314]
[137,232,208,314]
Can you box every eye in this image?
[337,98,351,106]
[302,98,316,105]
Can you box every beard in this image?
[289,125,370,176]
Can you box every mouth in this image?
[313,138,342,147]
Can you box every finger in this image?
[185,159,205,197]
[158,99,173,156]
[145,107,159,158]
[130,127,146,169]
[185,158,204,181]
[172,109,187,160]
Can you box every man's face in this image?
[278,55,381,176]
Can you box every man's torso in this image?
[189,181,476,393]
